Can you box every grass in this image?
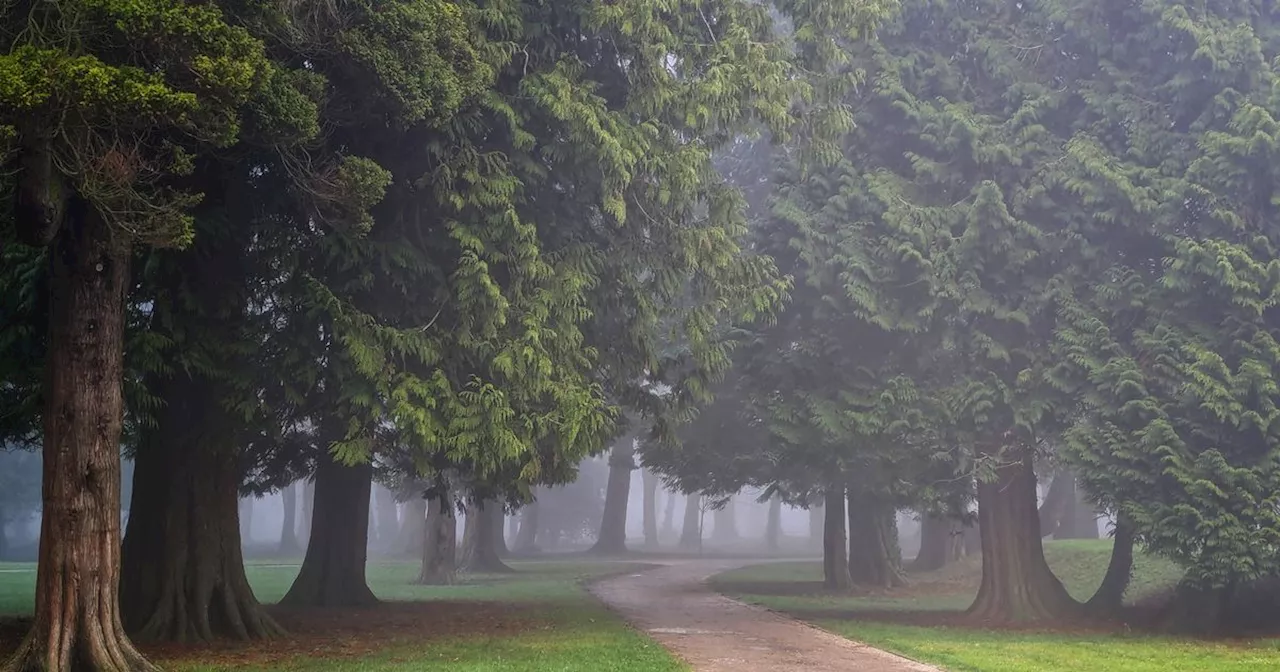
[0,561,684,671]
[712,539,1280,671]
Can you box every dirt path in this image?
[590,560,939,672]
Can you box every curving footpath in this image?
[589,560,939,672]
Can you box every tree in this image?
[280,482,301,556]
[590,432,639,555]
[1,0,287,663]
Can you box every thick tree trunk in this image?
[280,482,300,556]
[765,496,782,551]
[822,487,852,591]
[967,448,1078,623]
[1086,515,1134,614]
[642,470,659,549]
[847,495,906,588]
[398,498,427,557]
[660,489,677,540]
[1037,471,1075,539]
[374,485,399,551]
[417,493,456,585]
[590,437,635,555]
[514,499,539,553]
[460,501,511,573]
[299,479,314,549]
[120,371,281,643]
[280,452,377,607]
[912,514,963,572]
[4,206,157,671]
[679,494,702,550]
[712,499,739,544]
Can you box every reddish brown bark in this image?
[4,204,156,671]
[967,448,1079,623]
[120,372,280,643]
[280,453,377,607]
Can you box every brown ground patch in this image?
[1,602,544,668]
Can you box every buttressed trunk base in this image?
[280,454,377,607]
[5,203,157,671]
[967,448,1078,623]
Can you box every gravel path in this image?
[590,560,940,672]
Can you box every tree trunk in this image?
[846,494,906,589]
[967,447,1078,623]
[398,498,426,557]
[912,514,962,572]
[280,483,300,556]
[374,485,399,550]
[679,494,702,550]
[765,496,782,551]
[459,500,511,573]
[299,479,314,549]
[457,507,477,568]
[120,370,281,643]
[712,499,739,544]
[808,503,824,549]
[506,514,518,550]
[822,487,852,591]
[642,470,659,549]
[1086,515,1134,614]
[4,205,157,671]
[279,452,377,607]
[494,505,510,559]
[514,499,539,553]
[417,492,456,585]
[590,437,635,555]
[660,489,677,540]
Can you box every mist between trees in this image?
[5,0,1280,669]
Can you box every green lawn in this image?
[0,561,684,672]
[712,540,1280,672]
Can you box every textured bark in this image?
[1086,516,1134,614]
[660,489,677,539]
[1036,471,1075,539]
[809,504,824,549]
[514,499,539,552]
[641,470,659,549]
[280,453,377,607]
[822,488,852,591]
[679,494,702,550]
[120,371,281,643]
[417,493,456,585]
[764,496,782,551]
[846,495,906,589]
[372,486,399,551]
[4,205,157,671]
[967,448,1078,623]
[459,501,511,573]
[712,499,739,544]
[911,515,963,572]
[590,437,635,554]
[280,483,300,556]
